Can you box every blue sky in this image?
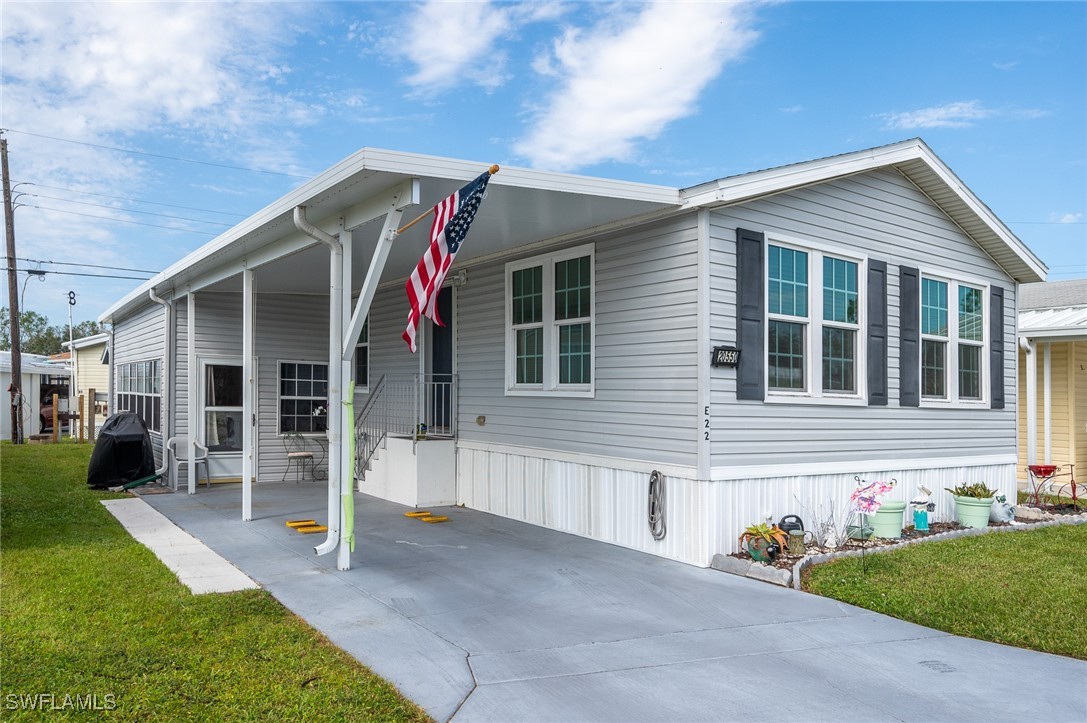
[1,1,1084,327]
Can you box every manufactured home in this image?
[99,139,1045,569]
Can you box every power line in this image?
[2,128,310,179]
[1007,221,1087,225]
[21,204,220,236]
[2,267,151,280]
[24,193,233,227]
[16,257,158,274]
[18,182,247,217]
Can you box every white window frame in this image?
[116,358,162,432]
[504,243,595,398]
[764,235,867,406]
[277,359,329,436]
[919,271,989,408]
[353,317,369,394]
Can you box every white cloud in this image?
[879,101,995,130]
[993,61,1019,71]
[779,104,804,114]
[878,100,1050,130]
[0,2,314,303]
[1049,212,1084,224]
[513,2,760,170]
[401,1,516,93]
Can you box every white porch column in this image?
[242,267,254,521]
[1024,337,1037,466]
[337,226,353,572]
[187,291,197,495]
[1043,342,1052,464]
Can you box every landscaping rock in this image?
[1015,506,1048,521]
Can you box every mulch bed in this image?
[731,510,1083,571]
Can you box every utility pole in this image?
[2,133,24,443]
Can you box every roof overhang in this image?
[100,148,681,323]
[680,138,1047,284]
[1019,305,1087,342]
[62,333,110,351]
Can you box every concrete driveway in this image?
[141,483,1086,722]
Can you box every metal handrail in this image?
[354,373,457,480]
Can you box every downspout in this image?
[1020,336,1037,466]
[293,206,343,558]
[149,289,172,477]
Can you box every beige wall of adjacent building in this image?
[1018,340,1086,482]
[74,342,110,417]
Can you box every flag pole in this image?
[395,164,500,236]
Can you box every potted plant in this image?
[738,523,788,563]
[945,482,998,529]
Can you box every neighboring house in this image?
[0,351,71,439]
[62,333,111,437]
[1017,279,1087,482]
[99,139,1045,570]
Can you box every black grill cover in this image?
[87,413,155,489]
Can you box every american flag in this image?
[402,169,493,352]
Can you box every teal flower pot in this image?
[953,495,993,529]
[870,501,907,539]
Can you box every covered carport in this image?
[100,148,681,571]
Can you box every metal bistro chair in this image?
[166,436,211,490]
[282,431,315,483]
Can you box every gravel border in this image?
[709,511,1087,590]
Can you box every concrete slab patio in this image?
[139,482,1087,722]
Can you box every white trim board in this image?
[711,454,1017,481]
[455,439,698,480]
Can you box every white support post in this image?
[341,199,408,359]
[337,226,353,571]
[242,267,254,521]
[1043,342,1052,464]
[1025,338,1037,466]
[187,291,197,495]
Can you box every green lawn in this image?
[0,442,430,721]
[804,523,1087,660]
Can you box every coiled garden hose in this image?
[648,470,666,541]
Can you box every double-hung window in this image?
[117,359,161,432]
[279,361,328,433]
[920,276,986,403]
[766,240,863,400]
[506,244,594,396]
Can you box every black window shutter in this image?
[899,266,920,407]
[736,228,765,401]
[867,260,888,405]
[990,285,1005,409]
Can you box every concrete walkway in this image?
[102,498,257,594]
[141,483,1087,722]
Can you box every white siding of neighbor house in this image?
[111,301,165,463]
[708,167,1019,470]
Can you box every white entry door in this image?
[200,358,246,480]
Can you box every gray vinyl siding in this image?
[174,291,330,481]
[111,301,165,463]
[254,294,330,480]
[454,215,700,466]
[709,167,1018,468]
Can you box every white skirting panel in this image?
[457,444,1016,568]
[457,446,709,566]
[703,462,1016,561]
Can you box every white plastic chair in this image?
[167,436,211,490]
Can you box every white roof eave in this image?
[100,148,681,324]
[680,139,1047,284]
